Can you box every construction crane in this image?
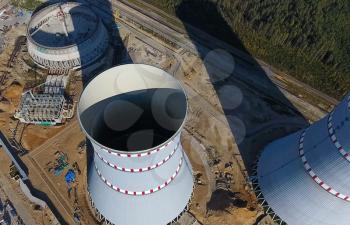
[58,4,69,38]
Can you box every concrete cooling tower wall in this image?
[77,64,194,225]
[27,2,108,71]
[257,93,350,225]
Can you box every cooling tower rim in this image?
[27,1,100,50]
[77,64,188,154]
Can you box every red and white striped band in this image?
[94,155,183,196]
[100,138,176,158]
[327,111,350,162]
[299,129,350,201]
[95,143,180,172]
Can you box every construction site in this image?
[0,1,344,225]
[14,74,74,126]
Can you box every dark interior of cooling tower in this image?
[80,88,187,151]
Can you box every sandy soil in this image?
[21,125,66,150]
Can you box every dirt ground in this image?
[0,23,86,225]
[0,24,66,147]
[21,119,90,225]
[21,125,66,150]
[0,150,55,225]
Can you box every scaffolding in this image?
[249,157,287,225]
[44,75,68,95]
[14,75,73,125]
[15,92,65,125]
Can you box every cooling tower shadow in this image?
[73,0,132,86]
[71,0,131,224]
[70,0,133,191]
[175,1,308,172]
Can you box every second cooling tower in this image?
[78,64,194,225]
[257,92,350,225]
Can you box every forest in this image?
[144,0,350,99]
[11,0,42,11]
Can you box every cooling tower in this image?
[257,93,350,225]
[78,64,194,225]
[27,2,108,71]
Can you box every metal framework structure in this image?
[44,75,68,95]
[15,92,65,125]
[257,93,350,225]
[15,75,73,126]
[78,64,194,225]
[250,158,286,225]
[27,2,108,71]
